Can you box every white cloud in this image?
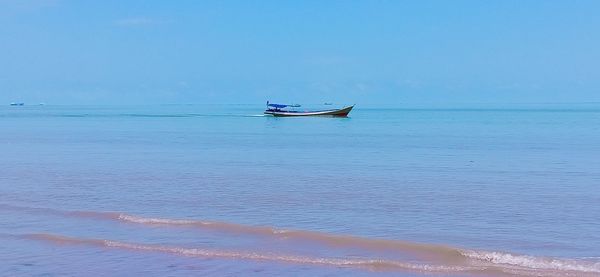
[114,17,156,27]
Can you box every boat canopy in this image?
[267,103,288,108]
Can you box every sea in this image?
[1,104,599,276]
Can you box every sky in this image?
[0,0,599,105]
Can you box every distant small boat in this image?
[10,102,24,106]
[264,102,354,117]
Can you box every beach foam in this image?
[460,250,600,273]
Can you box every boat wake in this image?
[2,203,599,276]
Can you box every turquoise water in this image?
[1,104,599,276]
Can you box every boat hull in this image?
[264,105,354,117]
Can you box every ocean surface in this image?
[1,104,599,276]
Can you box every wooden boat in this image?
[264,102,354,117]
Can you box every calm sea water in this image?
[1,104,599,276]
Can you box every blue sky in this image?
[1,0,599,105]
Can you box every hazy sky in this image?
[1,0,599,105]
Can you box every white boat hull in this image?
[264,105,354,117]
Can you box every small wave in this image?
[23,233,106,247]
[22,233,475,274]
[111,212,461,259]
[117,214,198,225]
[5,203,600,276]
[460,250,600,273]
